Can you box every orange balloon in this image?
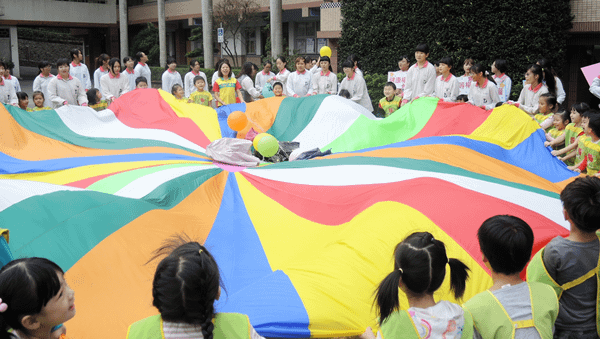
[227,111,248,131]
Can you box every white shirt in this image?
[33,73,56,107]
[69,62,92,90]
[286,70,312,97]
[184,70,208,97]
[162,70,183,93]
[468,79,501,110]
[100,73,130,101]
[273,68,291,96]
[93,67,109,99]
[4,75,21,93]
[435,74,459,102]
[403,61,437,101]
[47,74,88,108]
[516,83,549,115]
[255,70,275,91]
[122,69,137,91]
[492,73,512,103]
[555,77,566,104]
[238,75,262,100]
[394,69,409,93]
[312,70,338,95]
[0,78,17,105]
[457,75,473,95]
[590,76,600,99]
[339,73,373,111]
[134,62,152,85]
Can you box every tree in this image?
[213,0,261,67]
[339,0,573,98]
[186,27,204,63]
[130,23,160,66]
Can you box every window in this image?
[294,22,318,54]
[246,29,256,55]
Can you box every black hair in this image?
[341,60,354,69]
[273,82,283,90]
[217,59,232,78]
[375,232,469,324]
[572,102,590,115]
[471,63,496,85]
[238,62,255,77]
[438,56,453,69]
[149,234,222,339]
[263,60,273,67]
[276,56,287,65]
[56,58,70,69]
[135,77,148,86]
[0,61,5,70]
[560,177,600,233]
[87,88,100,105]
[37,60,51,74]
[193,75,206,87]
[95,53,110,70]
[384,82,396,90]
[165,57,177,71]
[319,56,333,72]
[32,91,44,100]
[171,84,183,96]
[495,102,504,107]
[339,89,351,99]
[537,58,558,78]
[304,56,312,64]
[477,215,534,275]
[135,51,146,62]
[494,59,508,74]
[529,64,556,96]
[415,43,429,54]
[464,58,474,66]
[346,54,360,68]
[189,59,200,68]
[108,58,121,75]
[540,92,558,112]
[399,55,410,64]
[123,56,133,67]
[69,48,81,61]
[555,110,570,125]
[0,258,64,339]
[16,91,28,101]
[456,94,469,102]
[586,111,600,138]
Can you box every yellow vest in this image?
[380,306,473,339]
[126,313,252,339]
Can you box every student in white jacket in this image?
[467,64,500,110]
[33,60,55,108]
[537,58,565,104]
[286,56,312,97]
[402,43,437,105]
[339,60,373,112]
[69,48,92,90]
[311,56,337,95]
[184,59,208,97]
[434,56,459,102]
[93,54,110,99]
[255,60,275,92]
[134,51,152,86]
[162,57,184,94]
[0,61,17,105]
[237,62,263,102]
[272,56,291,96]
[100,58,130,104]
[507,64,552,116]
[48,58,88,108]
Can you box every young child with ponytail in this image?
[0,258,75,339]
[127,235,265,339]
[361,232,472,339]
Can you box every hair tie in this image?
[198,249,203,255]
[431,236,435,243]
[0,298,7,313]
[398,268,403,274]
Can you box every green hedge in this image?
[18,27,83,44]
[339,0,572,102]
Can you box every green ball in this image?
[256,134,279,158]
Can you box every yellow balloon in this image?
[320,46,332,58]
[253,133,268,149]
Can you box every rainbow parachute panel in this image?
[0,89,574,338]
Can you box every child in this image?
[212,59,244,107]
[338,89,351,99]
[456,94,468,103]
[122,56,137,91]
[551,103,589,165]
[0,61,17,105]
[395,55,411,96]
[162,57,183,94]
[465,215,559,339]
[48,58,88,108]
[311,56,337,95]
[184,58,208,97]
[491,59,512,103]
[286,56,312,98]
[171,84,187,102]
[16,91,30,111]
[100,58,130,104]
[360,232,472,339]
[135,76,148,89]
[33,60,55,108]
[272,82,285,97]
[545,110,570,149]
[255,60,275,91]
[69,48,92,90]
[508,64,553,116]
[467,64,500,110]
[435,56,459,102]
[527,177,600,338]
[534,93,558,131]
[86,88,108,111]
[0,257,75,339]
[457,58,474,96]
[570,112,600,175]
[31,91,52,111]
[3,67,21,93]
[339,60,373,111]
[272,56,290,96]
[188,76,213,107]
[402,43,437,105]
[126,235,266,339]
[378,82,402,117]
[93,53,110,99]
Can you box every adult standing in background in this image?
[93,54,110,99]
[134,51,152,86]
[339,60,373,111]
[100,58,130,104]
[537,58,565,105]
[184,59,208,97]
[48,58,88,108]
[162,57,183,94]
[237,62,263,102]
[33,60,55,108]
[69,48,92,91]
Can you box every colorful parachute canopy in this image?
[1,89,574,338]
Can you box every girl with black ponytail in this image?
[361,232,472,339]
[127,234,265,339]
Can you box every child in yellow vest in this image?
[188,76,213,107]
[581,113,600,176]
[534,93,558,132]
[550,103,589,166]
[171,84,188,103]
[527,177,600,339]
[464,215,558,339]
[568,111,597,173]
[127,235,264,339]
[360,232,473,339]
[31,91,52,111]
[86,88,108,111]
[545,111,570,150]
[378,82,402,118]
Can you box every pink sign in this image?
[581,62,600,86]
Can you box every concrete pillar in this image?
[119,0,128,61]
[288,22,294,55]
[269,0,282,59]
[255,27,261,56]
[9,26,19,78]
[202,0,213,69]
[158,0,167,67]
